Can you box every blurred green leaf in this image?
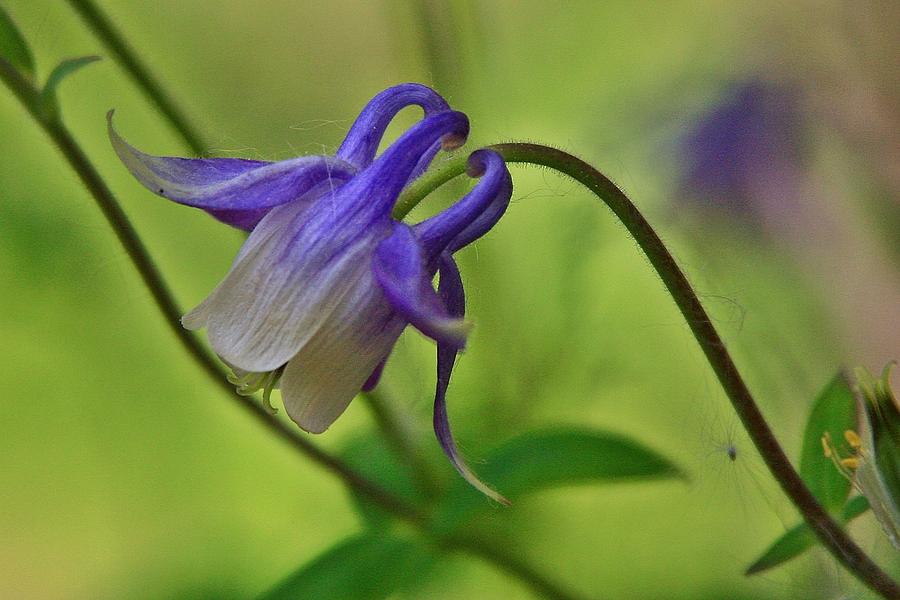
[258,532,435,600]
[340,434,422,528]
[432,427,684,532]
[40,55,100,119]
[746,495,870,575]
[798,372,857,512]
[0,5,33,79]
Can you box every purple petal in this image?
[335,110,470,223]
[433,254,510,505]
[407,140,442,185]
[108,111,356,220]
[437,253,465,320]
[414,149,512,260]
[204,207,272,231]
[372,223,470,348]
[336,83,450,169]
[361,358,387,392]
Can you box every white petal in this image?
[196,189,392,373]
[181,296,212,330]
[181,195,298,331]
[280,275,405,433]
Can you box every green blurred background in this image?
[1,1,898,598]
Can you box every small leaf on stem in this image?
[40,55,101,119]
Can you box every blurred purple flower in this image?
[109,84,512,502]
[679,80,807,221]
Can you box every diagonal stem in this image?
[65,0,207,155]
[0,56,421,525]
[443,534,589,600]
[396,143,900,599]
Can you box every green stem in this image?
[0,56,421,525]
[444,534,588,600]
[397,143,900,599]
[64,0,206,156]
[361,390,442,498]
[411,0,459,94]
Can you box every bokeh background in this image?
[1,1,898,598]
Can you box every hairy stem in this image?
[397,143,900,599]
[0,57,420,525]
[65,0,206,155]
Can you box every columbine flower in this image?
[678,79,806,222]
[109,83,512,502]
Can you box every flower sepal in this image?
[827,363,900,549]
[853,363,900,549]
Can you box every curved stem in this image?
[65,0,206,156]
[0,57,421,525]
[397,143,900,599]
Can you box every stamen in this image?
[227,364,284,413]
[840,457,860,470]
[261,368,283,414]
[821,433,833,458]
[822,431,862,484]
[845,429,862,450]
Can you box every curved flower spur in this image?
[109,84,513,503]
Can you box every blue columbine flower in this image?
[109,83,512,502]
[678,80,806,222]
